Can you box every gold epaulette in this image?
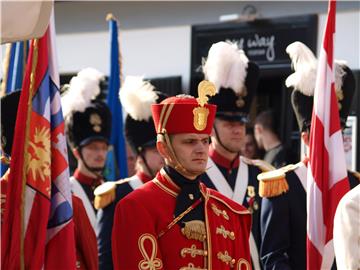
[257,161,304,198]
[93,178,132,210]
[257,169,288,198]
[241,157,276,172]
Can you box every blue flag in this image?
[103,16,128,180]
[1,41,29,176]
[1,41,29,94]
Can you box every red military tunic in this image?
[112,169,252,270]
[72,195,98,270]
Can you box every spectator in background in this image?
[254,110,296,168]
[241,127,263,160]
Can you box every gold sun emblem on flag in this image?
[26,126,51,186]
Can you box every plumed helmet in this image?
[61,67,112,148]
[65,100,111,148]
[119,76,167,154]
[202,41,260,122]
[286,41,356,131]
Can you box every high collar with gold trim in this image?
[153,168,209,198]
[153,168,250,215]
[136,171,153,184]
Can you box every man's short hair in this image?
[254,110,279,136]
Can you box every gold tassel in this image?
[257,169,289,198]
[181,220,206,242]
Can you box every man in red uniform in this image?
[112,81,252,270]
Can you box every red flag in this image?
[1,14,76,269]
[307,0,350,269]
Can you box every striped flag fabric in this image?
[103,14,128,180]
[1,13,76,269]
[306,0,350,269]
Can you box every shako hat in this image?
[61,68,111,148]
[152,81,217,135]
[1,90,21,156]
[286,41,356,131]
[202,41,260,122]
[119,76,167,154]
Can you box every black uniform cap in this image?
[65,99,112,148]
[209,62,260,122]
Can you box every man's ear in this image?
[254,124,262,134]
[72,148,81,159]
[301,131,310,146]
[156,140,168,159]
[211,127,216,137]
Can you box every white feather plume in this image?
[61,67,104,118]
[334,60,346,95]
[285,41,317,96]
[285,41,347,97]
[202,41,249,95]
[119,76,158,121]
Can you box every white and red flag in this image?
[307,0,350,269]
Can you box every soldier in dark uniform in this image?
[112,81,253,269]
[62,68,111,230]
[201,41,274,269]
[259,41,359,270]
[94,76,165,270]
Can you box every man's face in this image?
[254,123,264,149]
[171,133,210,175]
[241,134,258,159]
[142,146,164,175]
[213,118,246,152]
[80,140,108,169]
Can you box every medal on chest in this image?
[246,186,259,213]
